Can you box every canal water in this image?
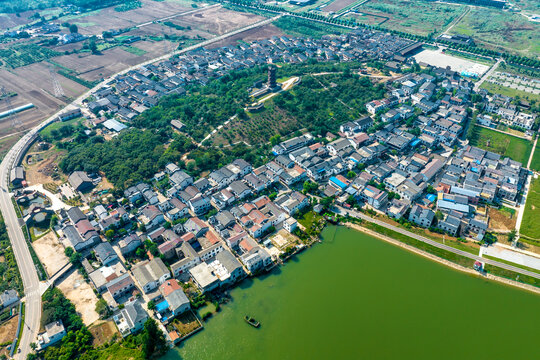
[165,226,540,360]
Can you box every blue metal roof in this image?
[329,177,347,189]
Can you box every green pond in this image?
[165,226,540,360]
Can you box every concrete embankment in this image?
[344,222,540,295]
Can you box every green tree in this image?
[89,40,97,54]
[147,300,156,310]
[69,24,78,33]
[105,229,115,240]
[141,318,167,358]
[64,247,74,258]
[95,298,110,319]
[347,171,356,179]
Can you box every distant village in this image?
[8,31,536,348]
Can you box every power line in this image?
[48,63,65,98]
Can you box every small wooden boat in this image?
[244,315,260,328]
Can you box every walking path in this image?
[474,58,502,91]
[526,134,538,169]
[475,123,531,140]
[25,184,71,211]
[336,205,540,280]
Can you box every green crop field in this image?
[521,178,540,241]
[351,0,466,37]
[468,126,533,165]
[449,7,540,57]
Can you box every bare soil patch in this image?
[206,24,285,49]
[0,315,18,345]
[33,231,69,277]
[89,320,119,347]
[0,67,66,137]
[171,6,264,35]
[488,207,516,231]
[57,271,100,326]
[24,148,65,186]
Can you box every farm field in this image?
[324,0,359,13]
[206,23,285,49]
[351,0,466,37]
[468,125,533,165]
[57,0,195,36]
[521,177,540,241]
[51,40,176,82]
[449,7,540,57]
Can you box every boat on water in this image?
[244,315,260,328]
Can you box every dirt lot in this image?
[168,5,265,36]
[24,147,65,186]
[33,231,69,277]
[89,320,119,347]
[488,207,516,232]
[58,271,100,326]
[0,315,18,346]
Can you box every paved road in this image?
[336,206,540,280]
[474,58,502,91]
[0,143,42,360]
[0,14,284,358]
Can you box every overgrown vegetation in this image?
[35,288,167,360]
[0,215,23,295]
[520,178,540,241]
[467,125,533,164]
[59,130,194,189]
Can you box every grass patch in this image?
[484,264,540,288]
[40,117,84,142]
[529,145,540,172]
[468,125,533,164]
[480,82,540,103]
[449,6,539,57]
[520,177,540,240]
[483,255,540,275]
[121,46,147,56]
[94,342,145,360]
[21,225,47,281]
[357,219,476,268]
